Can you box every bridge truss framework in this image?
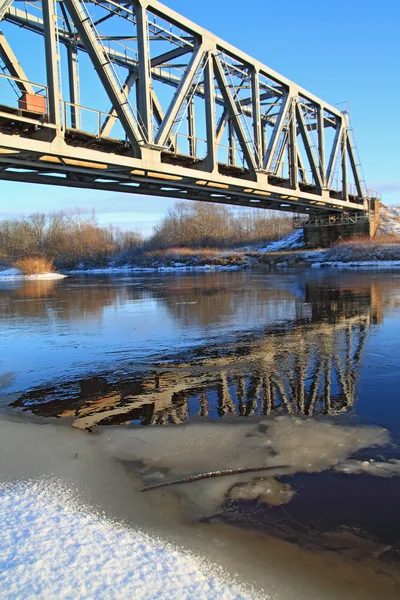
[0,0,378,215]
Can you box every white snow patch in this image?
[0,268,66,280]
[259,230,304,252]
[0,480,258,600]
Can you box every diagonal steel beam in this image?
[64,0,142,152]
[297,149,308,184]
[263,92,289,171]
[155,43,204,147]
[296,102,323,189]
[213,54,257,175]
[326,121,343,188]
[216,108,228,144]
[100,71,137,137]
[151,45,191,68]
[0,32,34,94]
[151,87,176,152]
[346,131,364,198]
[0,0,12,21]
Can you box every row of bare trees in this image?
[0,202,293,268]
[148,202,293,249]
[0,209,143,268]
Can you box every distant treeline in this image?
[149,202,293,250]
[0,209,143,269]
[0,202,293,268]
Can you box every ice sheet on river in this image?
[106,416,391,516]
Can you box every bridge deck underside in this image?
[0,106,364,215]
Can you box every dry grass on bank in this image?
[333,234,400,247]
[122,247,258,268]
[324,236,400,263]
[14,256,55,275]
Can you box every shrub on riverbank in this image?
[14,256,55,274]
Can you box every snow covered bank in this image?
[0,267,66,281]
[378,205,400,237]
[258,229,304,252]
[0,480,255,600]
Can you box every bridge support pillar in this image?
[302,198,380,249]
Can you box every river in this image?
[1,269,400,599]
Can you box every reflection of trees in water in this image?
[0,273,297,325]
[12,314,371,429]
[0,278,132,322]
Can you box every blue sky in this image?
[1,0,399,235]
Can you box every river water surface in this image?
[1,270,400,599]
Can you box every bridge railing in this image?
[293,212,371,229]
[61,100,127,141]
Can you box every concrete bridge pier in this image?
[300,198,380,249]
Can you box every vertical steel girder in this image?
[317,105,325,186]
[67,45,80,129]
[203,54,217,172]
[341,133,348,201]
[251,68,262,169]
[187,98,196,157]
[288,104,297,189]
[42,0,61,126]
[133,0,153,142]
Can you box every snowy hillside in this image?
[378,204,400,237]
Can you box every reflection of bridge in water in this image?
[11,274,385,429]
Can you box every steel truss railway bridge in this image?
[0,0,379,232]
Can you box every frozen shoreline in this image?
[0,415,399,600]
[0,267,67,281]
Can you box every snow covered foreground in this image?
[0,268,66,281]
[0,481,257,600]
